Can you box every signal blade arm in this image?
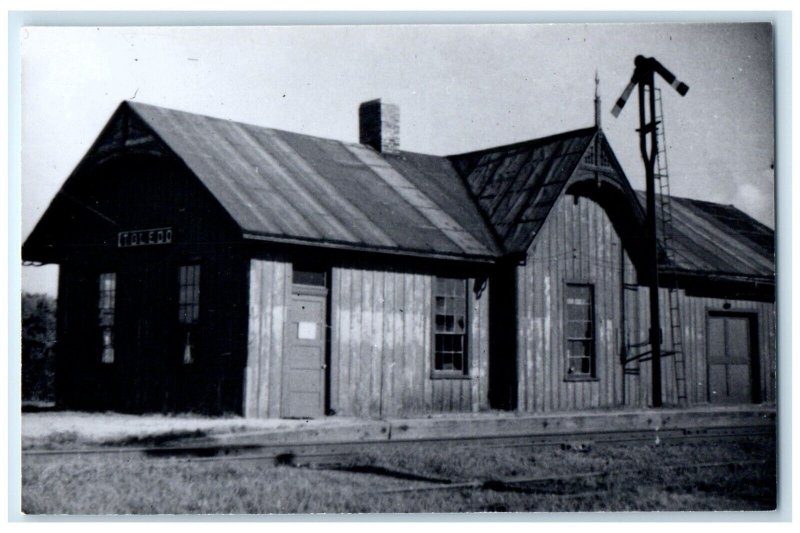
[607,54,689,409]
[611,78,637,117]
[650,58,690,96]
[610,55,689,118]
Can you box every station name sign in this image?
[117,227,173,248]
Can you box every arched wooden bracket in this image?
[473,276,488,299]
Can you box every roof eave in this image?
[242,232,499,264]
[663,267,775,285]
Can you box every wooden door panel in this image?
[290,346,324,371]
[284,293,326,418]
[726,317,751,363]
[727,364,751,401]
[707,313,756,404]
[288,368,323,392]
[707,317,726,362]
[289,391,323,415]
[708,364,727,403]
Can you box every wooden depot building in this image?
[22,98,776,418]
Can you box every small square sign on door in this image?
[298,321,317,340]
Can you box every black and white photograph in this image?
[16,17,779,515]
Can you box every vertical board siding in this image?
[51,158,248,415]
[244,258,289,418]
[361,270,374,416]
[518,191,775,413]
[414,274,426,413]
[349,269,363,415]
[519,194,631,412]
[402,274,417,413]
[626,290,775,406]
[329,269,340,413]
[470,278,490,412]
[330,267,490,417]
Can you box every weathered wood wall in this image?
[330,268,490,417]
[627,289,776,406]
[684,295,775,404]
[54,261,98,410]
[517,192,633,412]
[51,154,248,415]
[244,258,290,418]
[517,191,776,413]
[624,286,681,407]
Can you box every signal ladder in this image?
[652,87,688,406]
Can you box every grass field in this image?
[22,437,776,514]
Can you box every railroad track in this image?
[22,422,774,467]
[364,458,776,496]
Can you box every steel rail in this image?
[22,423,774,466]
[366,458,774,496]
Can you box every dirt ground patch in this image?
[20,411,361,448]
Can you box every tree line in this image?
[22,292,56,403]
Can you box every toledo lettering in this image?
[117,227,173,248]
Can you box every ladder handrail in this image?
[652,86,688,404]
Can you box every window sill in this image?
[292,284,328,296]
[563,376,599,383]
[431,374,472,381]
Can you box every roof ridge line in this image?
[126,100,376,153]
[446,125,598,160]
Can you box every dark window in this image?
[178,265,200,325]
[178,265,200,364]
[98,273,116,364]
[434,277,468,377]
[293,267,326,287]
[565,283,595,378]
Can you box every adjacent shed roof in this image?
[128,102,500,260]
[643,192,775,279]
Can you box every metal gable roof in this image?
[127,102,501,260]
[448,127,598,254]
[24,101,774,282]
[448,124,774,281]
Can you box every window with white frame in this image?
[433,277,468,377]
[565,283,595,378]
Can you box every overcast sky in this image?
[20,23,775,295]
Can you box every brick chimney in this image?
[359,99,400,154]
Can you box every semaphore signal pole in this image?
[611,56,689,408]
